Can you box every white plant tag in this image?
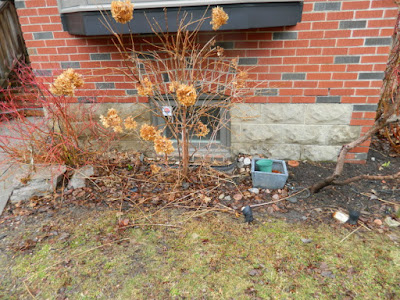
[162,106,173,116]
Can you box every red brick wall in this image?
[15,0,398,161]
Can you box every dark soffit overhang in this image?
[61,2,303,36]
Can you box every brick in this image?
[267,97,291,103]
[259,41,284,49]
[255,88,278,96]
[37,7,59,15]
[355,10,384,19]
[326,11,354,20]
[17,8,38,17]
[355,88,381,96]
[33,32,53,40]
[269,81,293,88]
[258,57,282,65]
[309,56,333,64]
[322,48,348,55]
[318,81,344,88]
[235,42,258,49]
[247,33,272,40]
[339,20,367,29]
[370,81,384,88]
[283,40,310,48]
[22,24,42,32]
[352,112,363,119]
[42,24,63,32]
[304,89,329,96]
[353,104,378,112]
[347,65,373,72]
[310,39,336,47]
[344,81,370,87]
[37,47,57,54]
[342,1,370,10]
[342,97,367,103]
[307,73,331,80]
[90,53,111,60]
[384,9,399,18]
[33,69,52,76]
[279,89,303,96]
[126,89,138,95]
[348,47,376,55]
[283,57,308,64]
[61,62,80,69]
[301,12,326,22]
[15,1,25,8]
[46,40,66,47]
[367,96,380,104]
[358,72,385,80]
[321,65,346,72]
[377,46,391,54]
[381,28,394,37]
[350,119,375,126]
[270,65,294,73]
[272,32,298,40]
[298,31,324,39]
[314,2,341,11]
[337,39,365,47]
[296,48,322,56]
[292,96,315,103]
[316,96,341,103]
[238,58,258,65]
[332,73,358,80]
[295,65,319,72]
[325,30,351,39]
[312,21,339,30]
[96,83,115,89]
[294,81,318,88]
[282,73,306,80]
[373,64,387,71]
[29,16,50,24]
[215,41,234,49]
[271,49,296,56]
[371,0,397,8]
[364,38,392,46]
[57,47,78,54]
[364,112,377,118]
[368,19,396,28]
[352,29,380,37]
[361,56,389,63]
[330,89,355,96]
[334,56,360,64]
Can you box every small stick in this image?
[339,226,362,243]
[24,280,36,299]
[249,188,308,208]
[119,223,183,229]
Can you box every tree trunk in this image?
[310,11,400,193]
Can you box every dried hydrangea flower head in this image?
[233,71,248,89]
[124,116,137,130]
[154,136,175,155]
[210,6,229,31]
[140,124,159,141]
[176,84,197,106]
[150,164,161,174]
[137,77,154,96]
[100,108,123,133]
[111,0,134,24]
[195,121,210,137]
[168,81,179,93]
[216,46,224,57]
[50,68,84,96]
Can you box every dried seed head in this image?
[50,68,84,96]
[176,84,197,106]
[140,124,159,141]
[210,6,229,31]
[100,108,122,130]
[216,46,224,57]
[233,71,248,89]
[150,164,161,174]
[111,0,134,24]
[137,77,153,96]
[168,81,179,93]
[124,116,137,130]
[195,121,210,137]
[154,135,175,155]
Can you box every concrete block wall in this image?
[13,0,399,162]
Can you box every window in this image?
[151,95,230,152]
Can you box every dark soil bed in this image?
[1,136,399,232]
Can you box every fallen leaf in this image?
[288,160,299,167]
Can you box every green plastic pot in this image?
[256,159,273,173]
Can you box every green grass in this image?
[1,209,399,299]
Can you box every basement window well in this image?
[58,0,304,35]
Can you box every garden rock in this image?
[10,165,67,203]
[67,165,94,190]
[248,188,259,194]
